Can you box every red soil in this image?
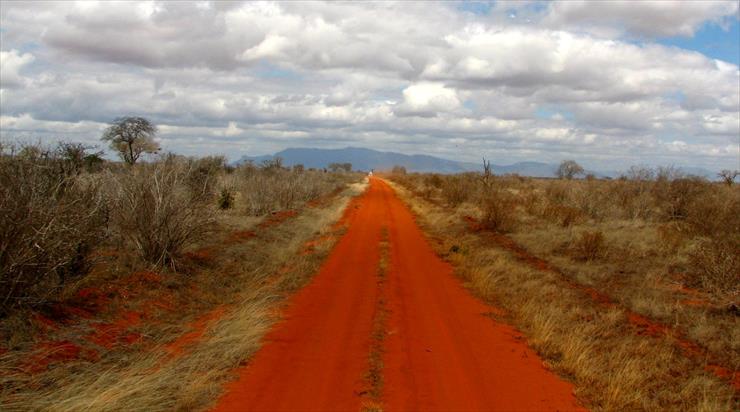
[226,230,256,244]
[183,247,216,266]
[165,306,227,356]
[85,311,142,349]
[259,210,298,229]
[212,178,583,411]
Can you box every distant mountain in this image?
[233,147,722,179]
[488,161,556,178]
[235,147,477,173]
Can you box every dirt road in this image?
[212,178,583,411]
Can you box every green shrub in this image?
[218,188,235,210]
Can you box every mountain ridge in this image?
[234,147,718,179]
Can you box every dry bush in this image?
[655,223,686,252]
[478,188,517,233]
[543,204,583,227]
[606,178,653,219]
[107,156,215,268]
[521,192,541,215]
[684,185,740,237]
[218,188,235,210]
[185,155,226,203]
[0,145,106,314]
[237,166,345,216]
[570,181,614,220]
[440,174,476,207]
[687,237,739,300]
[653,177,708,221]
[570,231,606,261]
[425,174,443,189]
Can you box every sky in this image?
[0,0,739,172]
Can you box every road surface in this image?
[212,177,583,411]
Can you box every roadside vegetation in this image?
[0,135,365,410]
[386,162,738,410]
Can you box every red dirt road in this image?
[212,178,583,411]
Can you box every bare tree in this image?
[101,117,160,165]
[556,160,584,180]
[481,157,493,188]
[718,169,739,186]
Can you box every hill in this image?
[234,147,719,179]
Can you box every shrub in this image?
[185,155,225,203]
[655,177,708,221]
[684,185,740,237]
[218,188,235,210]
[425,174,443,188]
[542,204,582,227]
[570,231,605,261]
[687,237,739,300]
[0,145,106,314]
[478,188,517,232]
[237,167,342,216]
[391,165,407,175]
[441,175,475,207]
[107,157,215,268]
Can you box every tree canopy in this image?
[556,160,584,180]
[101,117,160,165]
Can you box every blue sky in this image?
[658,19,740,64]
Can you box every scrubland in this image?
[387,168,738,411]
[0,142,365,411]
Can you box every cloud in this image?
[543,0,739,38]
[394,83,461,117]
[0,1,737,171]
[0,49,35,88]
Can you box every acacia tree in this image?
[718,169,739,186]
[101,117,160,165]
[556,160,584,180]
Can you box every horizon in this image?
[238,146,723,176]
[1,1,739,171]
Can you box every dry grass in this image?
[1,178,367,411]
[386,177,737,411]
[0,143,367,411]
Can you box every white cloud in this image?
[0,1,737,170]
[543,0,739,38]
[395,83,461,117]
[0,50,35,88]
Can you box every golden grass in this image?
[0,179,368,411]
[385,179,736,411]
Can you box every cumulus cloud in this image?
[0,0,737,170]
[394,83,461,117]
[0,49,35,88]
[543,0,738,38]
